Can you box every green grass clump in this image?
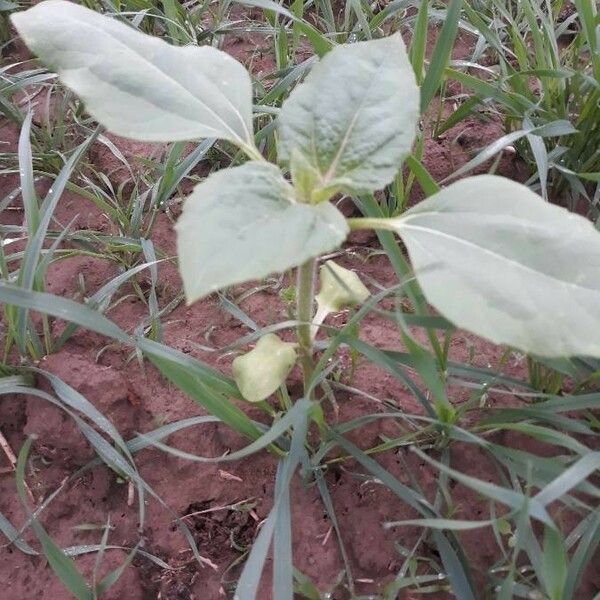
[451,0,600,211]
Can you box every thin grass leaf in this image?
[329,431,476,600]
[0,282,242,404]
[126,415,221,454]
[292,568,321,600]
[411,447,555,527]
[15,438,91,600]
[397,327,453,421]
[563,508,600,599]
[137,398,311,462]
[64,544,172,570]
[385,517,496,531]
[235,399,311,599]
[0,282,130,343]
[485,444,600,501]
[405,154,440,196]
[141,343,262,442]
[338,335,435,417]
[534,452,600,506]
[312,464,355,592]
[539,393,600,412]
[272,456,293,600]
[541,526,567,600]
[444,121,575,182]
[56,260,162,349]
[70,415,214,569]
[481,420,593,452]
[420,0,461,113]
[17,111,38,235]
[409,0,428,84]
[524,115,550,200]
[0,509,36,554]
[96,542,140,596]
[235,0,332,57]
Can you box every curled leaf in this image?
[316,260,370,313]
[313,261,370,337]
[232,334,297,403]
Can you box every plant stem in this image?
[346,216,397,232]
[241,142,267,163]
[296,259,316,396]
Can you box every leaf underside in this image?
[397,175,600,358]
[11,0,254,146]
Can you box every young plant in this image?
[11,2,600,597]
[1,111,98,360]
[14,0,600,376]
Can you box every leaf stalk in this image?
[296,259,316,395]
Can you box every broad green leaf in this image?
[233,334,297,403]
[278,34,419,199]
[11,1,255,149]
[175,161,348,302]
[391,175,600,358]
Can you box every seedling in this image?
[14,0,600,379]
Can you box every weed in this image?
[450,0,600,212]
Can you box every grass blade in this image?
[15,438,91,600]
[534,452,600,506]
[412,447,555,527]
[235,399,311,599]
[420,0,462,113]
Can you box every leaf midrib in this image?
[400,222,600,294]
[319,50,390,184]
